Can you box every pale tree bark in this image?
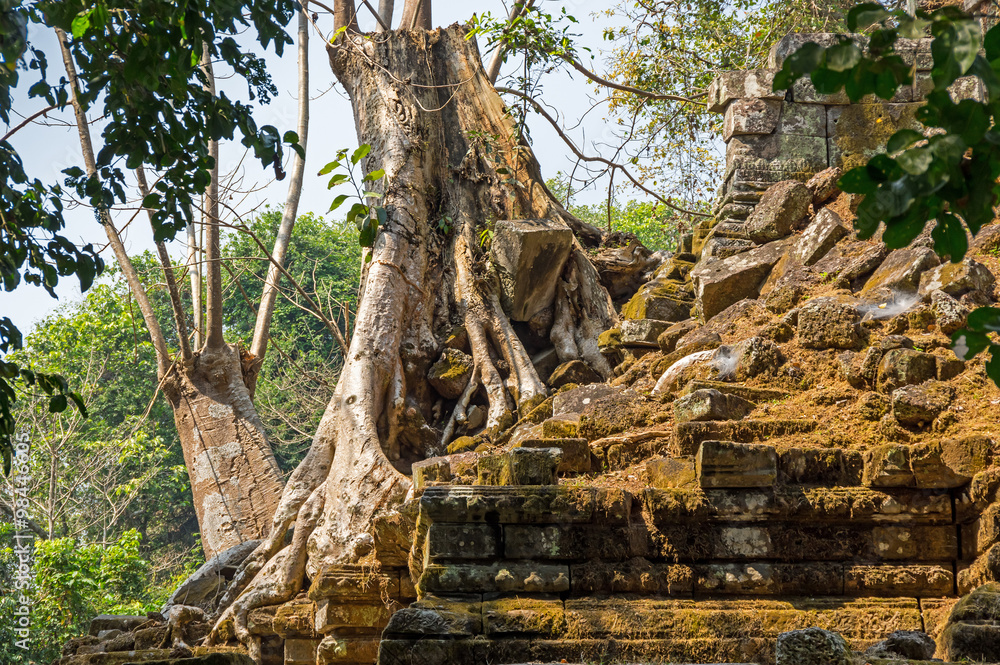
[56,29,286,560]
[485,0,536,84]
[377,0,395,30]
[209,23,616,648]
[399,0,431,29]
[247,2,311,396]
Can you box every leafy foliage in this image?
[0,0,301,472]
[773,3,1000,385]
[0,526,180,664]
[321,146,386,248]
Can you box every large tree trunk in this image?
[164,345,286,559]
[208,24,614,646]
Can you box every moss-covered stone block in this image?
[483,598,566,637]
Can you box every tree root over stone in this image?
[206,25,617,658]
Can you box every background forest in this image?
[0,0,865,661]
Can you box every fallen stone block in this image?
[491,218,574,321]
[745,180,811,243]
[674,388,756,423]
[691,238,792,320]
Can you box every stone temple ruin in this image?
[58,29,1000,665]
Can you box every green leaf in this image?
[362,191,382,199]
[327,194,349,212]
[987,346,1000,386]
[967,306,1000,332]
[71,9,92,39]
[283,131,299,144]
[887,129,925,153]
[49,393,67,412]
[351,144,371,165]
[931,213,968,261]
[326,173,349,188]
[826,42,862,73]
[896,148,933,175]
[952,327,990,359]
[987,24,1000,62]
[784,42,823,74]
[363,168,385,182]
[318,160,341,176]
[847,3,891,31]
[838,166,878,195]
[811,67,848,95]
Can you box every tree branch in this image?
[2,105,57,143]
[485,0,536,84]
[249,1,311,394]
[560,55,706,105]
[201,44,225,350]
[55,28,174,377]
[137,167,193,362]
[496,86,710,218]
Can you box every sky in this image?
[1,0,626,335]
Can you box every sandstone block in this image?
[864,444,914,488]
[620,318,672,346]
[482,598,566,637]
[778,447,863,485]
[930,289,969,335]
[691,238,791,320]
[423,523,498,564]
[491,219,574,321]
[88,616,147,637]
[877,348,938,393]
[806,166,842,204]
[918,258,995,299]
[723,97,781,140]
[412,456,452,489]
[790,208,849,265]
[382,598,482,638]
[864,629,936,661]
[798,298,865,350]
[418,485,600,525]
[504,524,639,560]
[829,103,924,170]
[427,348,473,399]
[697,440,777,488]
[548,359,602,388]
[910,435,994,489]
[862,246,941,295]
[570,559,693,595]
[418,562,570,595]
[845,565,953,597]
[727,133,829,173]
[517,437,590,474]
[707,69,783,112]
[745,180,811,243]
[646,456,698,489]
[552,383,616,416]
[891,381,954,426]
[314,600,391,634]
[673,388,755,423]
[284,638,321,665]
[316,635,379,665]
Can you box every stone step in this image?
[673,419,817,455]
[380,596,950,665]
[681,379,790,403]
